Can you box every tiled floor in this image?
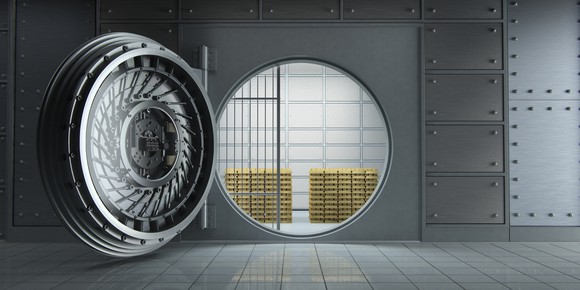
[1,242,580,290]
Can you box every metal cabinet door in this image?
[426,125,504,172]
[426,75,503,121]
[0,83,5,134]
[101,24,178,52]
[343,0,420,19]
[263,0,339,20]
[0,0,7,29]
[182,0,258,20]
[427,177,504,224]
[425,0,502,19]
[425,24,503,70]
[0,31,7,81]
[0,135,5,187]
[101,0,177,20]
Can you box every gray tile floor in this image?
[1,242,580,290]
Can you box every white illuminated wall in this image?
[218,63,388,209]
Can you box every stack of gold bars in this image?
[309,168,379,223]
[225,168,293,223]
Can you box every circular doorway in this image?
[216,60,390,236]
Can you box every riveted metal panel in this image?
[101,24,178,52]
[0,31,7,82]
[0,187,5,239]
[182,0,259,20]
[508,0,579,100]
[0,83,6,134]
[14,0,95,226]
[509,100,580,226]
[263,0,339,20]
[100,0,177,20]
[426,125,504,172]
[0,0,8,30]
[425,0,503,19]
[425,24,503,70]
[343,0,420,19]
[427,177,504,224]
[0,135,5,187]
[426,75,503,121]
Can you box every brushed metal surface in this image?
[182,0,259,20]
[426,125,504,172]
[263,0,340,20]
[0,83,6,134]
[343,0,420,19]
[425,24,503,70]
[426,75,503,121]
[509,100,580,226]
[425,0,502,19]
[0,31,7,81]
[426,177,504,224]
[508,0,579,100]
[100,0,177,20]
[101,24,178,52]
[14,0,94,226]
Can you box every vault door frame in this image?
[181,24,422,241]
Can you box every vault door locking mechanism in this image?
[38,33,216,257]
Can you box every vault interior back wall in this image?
[0,0,578,242]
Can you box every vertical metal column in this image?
[198,45,209,230]
[276,65,281,230]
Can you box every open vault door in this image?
[38,33,216,257]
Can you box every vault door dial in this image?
[38,33,216,257]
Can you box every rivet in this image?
[514,213,520,217]
[528,107,534,111]
[566,107,572,111]
[547,107,553,111]
[512,72,518,76]
[492,130,499,135]
[513,195,519,199]
[432,162,438,166]
[188,9,193,13]
[432,182,438,187]
[122,45,129,52]
[549,213,555,217]
[493,213,499,218]
[75,181,82,187]
[566,89,571,93]
[329,9,334,13]
[432,110,437,115]
[489,8,497,13]
[408,8,415,13]
[141,240,146,245]
[270,9,275,13]
[431,79,437,84]
[159,238,164,242]
[430,8,436,13]
[433,213,438,218]
[513,160,519,164]
[512,19,518,23]
[512,54,518,58]
[528,89,534,93]
[168,9,172,13]
[107,9,112,13]
[249,9,254,13]
[490,28,498,33]
[493,182,499,187]
[512,107,518,111]
[512,142,518,146]
[491,79,498,84]
[103,55,110,62]
[431,59,437,64]
[491,110,498,115]
[511,37,518,41]
[121,235,127,241]
[490,59,497,64]
[432,130,437,135]
[35,213,39,217]
[492,162,499,166]
[547,89,553,93]
[141,43,147,48]
[103,224,109,230]
[511,2,518,6]
[530,213,536,217]
[568,213,574,217]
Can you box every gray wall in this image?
[0,0,578,242]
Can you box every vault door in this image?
[38,33,216,257]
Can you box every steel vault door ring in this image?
[38,33,216,257]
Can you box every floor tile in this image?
[143,282,193,290]
[364,274,410,283]
[4,282,60,290]
[413,282,463,290]
[436,267,482,275]
[405,275,453,283]
[530,275,579,283]
[280,282,326,290]
[369,283,418,290]
[163,267,206,275]
[236,282,282,290]
[502,282,554,290]
[360,267,402,275]
[190,282,238,290]
[488,274,539,283]
[547,283,580,290]
[195,274,241,283]
[458,282,510,290]
[447,274,496,283]
[398,267,441,275]
[153,274,198,283]
[325,282,373,290]
[323,274,368,282]
[281,275,324,283]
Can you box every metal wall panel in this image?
[427,177,504,224]
[0,31,7,81]
[182,0,259,20]
[0,0,8,29]
[343,0,420,19]
[508,0,579,100]
[425,24,503,70]
[262,0,339,20]
[509,100,580,226]
[100,24,178,52]
[0,135,5,187]
[426,75,503,121]
[100,0,177,20]
[426,125,504,172]
[14,0,95,226]
[0,83,6,134]
[425,0,503,19]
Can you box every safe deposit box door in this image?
[38,33,216,257]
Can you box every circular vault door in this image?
[38,33,216,257]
